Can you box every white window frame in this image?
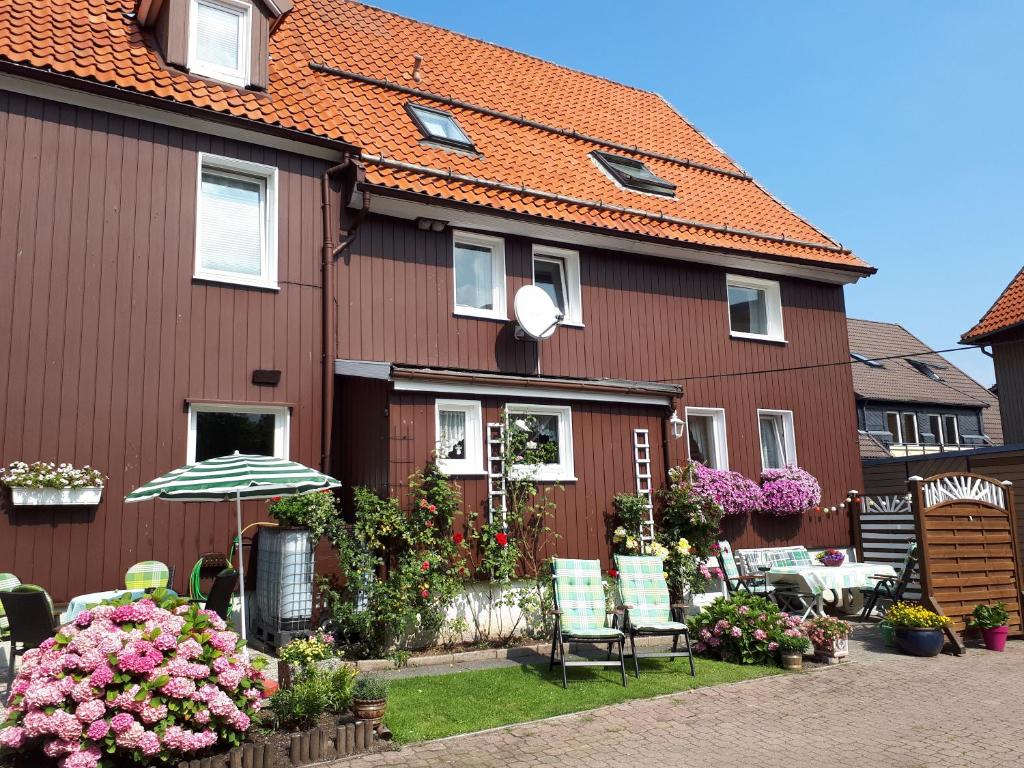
[901,412,919,444]
[927,413,943,445]
[757,409,797,470]
[685,407,729,470]
[943,414,960,445]
[194,153,278,289]
[452,230,507,320]
[434,399,484,476]
[726,274,785,342]
[886,411,903,444]
[531,244,583,326]
[506,404,575,482]
[187,0,251,87]
[186,402,290,464]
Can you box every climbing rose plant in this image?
[0,592,266,767]
[759,466,821,516]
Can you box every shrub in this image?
[969,602,1009,629]
[804,615,852,652]
[687,592,801,665]
[277,631,337,678]
[0,592,265,767]
[268,665,356,731]
[611,493,647,554]
[266,489,341,544]
[885,602,951,629]
[351,676,387,702]
[775,631,812,654]
[1,461,105,489]
[759,466,821,516]
[689,462,763,516]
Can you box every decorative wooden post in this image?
[1004,479,1024,636]
[848,490,863,562]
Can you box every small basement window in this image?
[851,353,884,368]
[187,403,289,463]
[435,400,483,475]
[591,151,676,197]
[506,404,575,482]
[406,103,475,151]
[188,0,251,87]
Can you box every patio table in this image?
[768,562,897,616]
[60,588,178,624]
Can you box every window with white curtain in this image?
[757,409,796,470]
[685,407,728,469]
[435,400,483,475]
[188,0,251,86]
[452,231,506,319]
[195,154,277,288]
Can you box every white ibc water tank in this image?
[254,527,315,635]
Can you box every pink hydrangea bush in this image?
[759,466,821,516]
[690,462,764,516]
[0,593,266,767]
[686,592,804,665]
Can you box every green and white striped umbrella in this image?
[124,453,341,502]
[125,452,341,640]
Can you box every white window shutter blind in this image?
[199,171,263,276]
[195,1,242,70]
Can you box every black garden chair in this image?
[859,541,918,620]
[200,568,239,621]
[2,587,57,697]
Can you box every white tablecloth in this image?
[60,588,177,624]
[768,562,898,616]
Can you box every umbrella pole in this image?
[235,491,248,641]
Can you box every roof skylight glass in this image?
[851,352,884,369]
[908,359,942,381]
[406,103,475,151]
[591,151,676,197]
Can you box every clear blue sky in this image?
[375,1,1020,386]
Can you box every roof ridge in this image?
[962,264,1024,342]
[346,0,659,99]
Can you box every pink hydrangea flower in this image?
[730,626,743,638]
[74,700,106,724]
[85,719,110,741]
[753,629,768,641]
[109,713,136,734]
[0,726,26,749]
[63,745,102,768]
[768,641,780,652]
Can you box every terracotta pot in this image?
[352,698,387,726]
[981,626,1009,652]
[780,650,803,670]
[894,627,945,657]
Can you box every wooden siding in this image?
[0,92,327,601]
[991,331,1024,444]
[335,215,864,550]
[333,377,390,502]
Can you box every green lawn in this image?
[384,657,781,743]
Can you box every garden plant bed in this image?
[382,657,781,743]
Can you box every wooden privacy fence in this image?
[855,472,1023,654]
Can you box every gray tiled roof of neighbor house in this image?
[847,318,1002,443]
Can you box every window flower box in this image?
[10,486,103,506]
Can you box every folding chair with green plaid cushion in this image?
[125,561,171,592]
[0,572,22,640]
[615,555,695,678]
[549,558,626,688]
[718,541,774,599]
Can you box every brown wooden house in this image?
[0,0,875,601]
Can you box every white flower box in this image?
[10,487,103,506]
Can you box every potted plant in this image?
[885,602,950,657]
[776,632,811,670]
[351,675,388,727]
[805,615,852,663]
[969,602,1010,652]
[1,461,105,506]
[815,548,846,567]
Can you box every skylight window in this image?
[590,151,676,197]
[406,103,475,151]
[851,352,884,369]
[907,359,943,381]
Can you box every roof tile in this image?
[963,267,1024,342]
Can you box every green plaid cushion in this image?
[553,558,609,635]
[615,555,671,626]
[717,541,741,580]
[788,548,813,566]
[125,561,170,590]
[0,572,21,634]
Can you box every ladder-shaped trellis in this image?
[487,421,506,526]
[633,428,655,546]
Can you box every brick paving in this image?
[342,636,1024,768]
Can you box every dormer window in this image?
[591,151,675,197]
[188,0,251,87]
[406,103,475,151]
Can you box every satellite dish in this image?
[514,285,562,341]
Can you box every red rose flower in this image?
[425,520,434,528]
[420,589,430,598]
[419,499,428,509]
[607,569,618,578]
[428,504,437,513]
[421,561,430,572]
[453,532,464,544]
[495,532,509,547]
[271,496,281,503]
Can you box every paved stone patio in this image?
[343,636,1024,768]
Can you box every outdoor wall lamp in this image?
[669,410,686,439]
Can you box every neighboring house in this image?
[848,319,1001,458]
[962,267,1024,443]
[0,0,875,601]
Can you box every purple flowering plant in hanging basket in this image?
[690,462,763,516]
[759,466,821,516]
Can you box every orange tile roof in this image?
[0,0,873,272]
[963,267,1024,343]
